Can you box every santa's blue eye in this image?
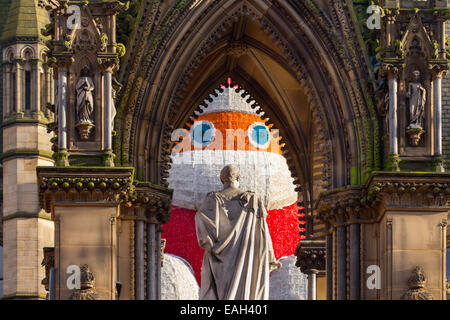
[191,121,216,148]
[248,123,270,149]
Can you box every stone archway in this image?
[116,0,379,221]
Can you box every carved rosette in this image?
[37,167,134,216]
[401,266,433,300]
[295,240,326,274]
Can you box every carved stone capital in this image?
[380,61,404,78]
[37,167,134,216]
[295,240,326,274]
[130,182,173,225]
[428,61,449,79]
[316,187,375,228]
[51,54,74,71]
[98,54,120,73]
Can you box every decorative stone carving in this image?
[41,247,55,299]
[406,70,426,146]
[130,181,173,225]
[69,264,99,300]
[37,167,134,215]
[226,42,249,58]
[401,266,433,300]
[317,173,450,229]
[406,127,425,147]
[76,66,95,140]
[295,240,326,273]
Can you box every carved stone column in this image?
[3,62,11,117]
[336,220,347,300]
[104,71,113,152]
[317,187,375,300]
[325,233,333,300]
[295,240,325,300]
[347,205,362,300]
[57,67,68,158]
[14,58,24,116]
[431,67,447,172]
[128,182,172,300]
[388,72,399,167]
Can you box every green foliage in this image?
[116,0,141,47]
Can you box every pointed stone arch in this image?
[116,0,379,217]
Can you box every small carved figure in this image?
[406,70,426,130]
[76,66,95,125]
[195,165,280,300]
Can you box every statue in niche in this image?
[75,66,95,140]
[406,70,426,146]
[76,66,95,125]
[195,164,281,300]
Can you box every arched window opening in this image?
[11,71,16,113]
[40,72,45,112]
[25,70,31,110]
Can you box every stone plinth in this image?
[317,172,450,300]
[37,167,134,300]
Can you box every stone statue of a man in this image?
[195,164,280,300]
[407,70,426,129]
[76,66,95,125]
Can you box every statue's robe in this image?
[76,76,95,124]
[195,190,276,300]
[408,82,426,128]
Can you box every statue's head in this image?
[80,65,90,77]
[220,165,240,185]
[412,70,421,80]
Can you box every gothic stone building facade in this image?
[0,0,449,300]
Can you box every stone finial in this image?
[401,266,433,300]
